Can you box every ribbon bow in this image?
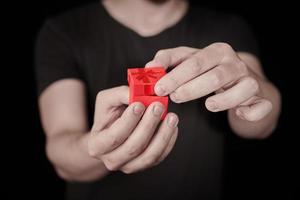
[132,69,161,83]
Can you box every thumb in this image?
[92,86,129,131]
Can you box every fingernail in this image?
[206,100,219,112]
[155,85,166,96]
[236,109,246,120]
[133,104,145,115]
[167,115,178,128]
[153,104,164,116]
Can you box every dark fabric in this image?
[35,2,258,200]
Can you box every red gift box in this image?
[128,67,168,119]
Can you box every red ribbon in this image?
[132,69,161,83]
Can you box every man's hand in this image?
[88,86,179,174]
[146,43,281,138]
[40,80,178,181]
[146,43,271,121]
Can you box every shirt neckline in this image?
[98,1,189,40]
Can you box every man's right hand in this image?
[88,86,179,174]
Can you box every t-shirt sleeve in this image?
[34,20,83,96]
[222,15,259,56]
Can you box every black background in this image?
[4,0,298,199]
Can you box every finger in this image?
[156,127,178,164]
[236,98,273,122]
[120,113,179,174]
[239,95,261,106]
[145,46,197,68]
[93,86,129,128]
[205,76,259,112]
[88,102,145,157]
[170,62,248,103]
[154,43,236,96]
[101,102,165,171]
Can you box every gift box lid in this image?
[127,67,166,86]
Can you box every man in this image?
[35,0,281,199]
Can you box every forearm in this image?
[228,79,281,139]
[46,131,109,182]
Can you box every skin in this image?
[39,0,281,182]
[146,46,281,139]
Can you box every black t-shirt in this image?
[35,2,258,200]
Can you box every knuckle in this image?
[102,156,119,171]
[155,49,167,58]
[245,77,259,93]
[213,42,233,52]
[141,118,157,130]
[176,46,189,52]
[121,167,134,174]
[126,145,143,157]
[189,56,202,74]
[87,136,100,158]
[155,156,165,165]
[236,60,249,76]
[96,90,105,101]
[167,75,181,88]
[144,155,159,167]
[118,85,128,92]
[212,68,225,87]
[161,132,171,145]
[88,145,98,158]
[107,134,123,148]
[175,87,191,101]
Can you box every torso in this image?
[45,2,257,199]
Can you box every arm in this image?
[39,79,108,181]
[39,80,179,182]
[227,53,281,139]
[146,44,281,139]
